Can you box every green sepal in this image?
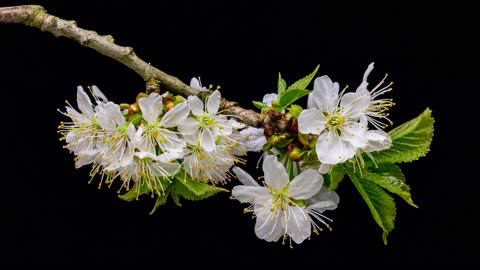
[252,100,265,110]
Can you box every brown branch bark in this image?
[0,5,264,127]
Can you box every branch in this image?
[0,5,264,127]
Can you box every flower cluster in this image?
[58,80,266,197]
[58,63,433,247]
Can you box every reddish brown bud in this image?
[285,142,303,162]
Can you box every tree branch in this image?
[0,5,264,127]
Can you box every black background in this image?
[1,0,477,269]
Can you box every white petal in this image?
[318,163,332,174]
[307,186,340,212]
[200,128,216,152]
[298,108,326,135]
[91,85,108,102]
[228,119,247,129]
[364,130,392,152]
[155,129,186,152]
[262,93,278,107]
[254,200,284,242]
[213,118,233,136]
[127,123,136,141]
[316,131,355,164]
[262,155,289,191]
[206,90,221,115]
[190,77,202,90]
[155,162,181,177]
[177,118,199,135]
[188,95,204,116]
[232,166,260,186]
[156,151,184,163]
[340,92,370,119]
[288,169,323,200]
[135,151,156,160]
[139,93,163,123]
[160,101,190,127]
[311,76,339,112]
[232,186,268,203]
[76,86,94,117]
[341,121,368,148]
[363,62,375,83]
[285,206,311,244]
[240,127,267,152]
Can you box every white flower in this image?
[59,86,108,167]
[298,76,371,165]
[137,93,189,155]
[117,151,181,195]
[355,62,395,130]
[232,155,339,246]
[190,77,210,91]
[239,127,267,152]
[181,135,236,184]
[177,90,232,152]
[227,118,267,153]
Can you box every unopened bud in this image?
[128,102,140,115]
[285,142,303,162]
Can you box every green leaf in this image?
[170,172,228,204]
[325,165,346,191]
[287,104,303,118]
[286,64,320,91]
[149,191,170,215]
[347,169,396,245]
[365,164,417,208]
[252,100,265,109]
[277,73,287,96]
[278,88,311,111]
[370,108,434,163]
[118,180,155,202]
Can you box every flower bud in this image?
[285,142,303,162]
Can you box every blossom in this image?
[181,134,236,184]
[177,90,232,152]
[117,150,181,195]
[136,93,189,155]
[228,119,267,153]
[58,86,109,168]
[232,155,339,246]
[298,76,371,165]
[355,62,395,130]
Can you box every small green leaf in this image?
[252,100,265,109]
[326,165,346,191]
[370,108,434,163]
[347,169,396,245]
[278,88,311,111]
[286,64,320,91]
[278,73,287,96]
[287,104,303,118]
[365,164,417,208]
[149,191,170,215]
[170,191,182,207]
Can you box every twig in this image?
[0,5,264,127]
